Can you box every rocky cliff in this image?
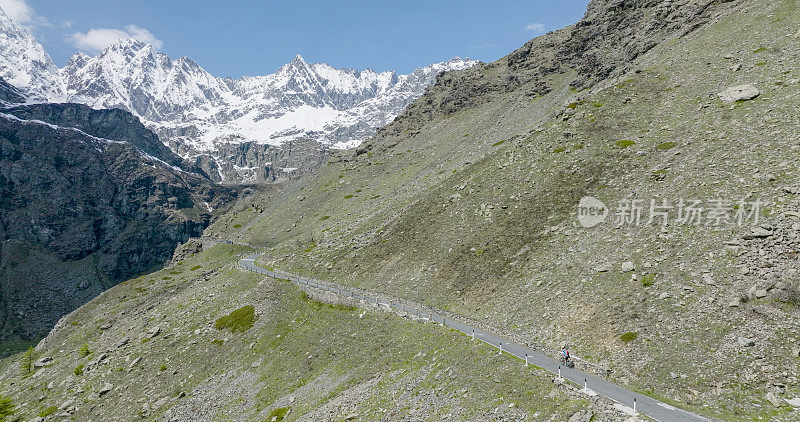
[0,97,234,342]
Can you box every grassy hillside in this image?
[0,244,618,421]
[204,0,800,419]
[3,0,798,420]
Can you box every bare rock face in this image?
[185,138,331,184]
[0,98,235,342]
[7,103,190,172]
[170,238,203,264]
[0,76,24,105]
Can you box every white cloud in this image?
[124,25,162,48]
[69,25,163,52]
[0,0,48,27]
[525,23,546,35]
[0,0,33,24]
[60,20,72,28]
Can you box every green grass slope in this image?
[0,244,615,421]
[205,0,800,419]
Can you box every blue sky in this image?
[7,0,590,77]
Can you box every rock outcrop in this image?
[0,99,234,341]
[369,0,739,145]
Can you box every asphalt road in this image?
[239,254,711,422]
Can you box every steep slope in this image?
[0,76,24,106]
[198,0,800,419]
[6,103,189,171]
[369,0,735,144]
[0,102,235,344]
[0,9,64,102]
[6,0,799,420]
[0,244,624,421]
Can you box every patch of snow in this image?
[0,112,190,174]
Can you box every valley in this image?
[1,0,799,420]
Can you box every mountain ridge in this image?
[0,9,477,183]
[4,0,799,420]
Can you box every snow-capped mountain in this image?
[60,40,475,152]
[0,9,64,101]
[61,39,232,124]
[0,6,476,182]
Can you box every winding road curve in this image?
[239,254,711,422]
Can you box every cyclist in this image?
[560,344,574,368]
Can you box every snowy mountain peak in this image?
[56,47,477,155]
[0,13,478,182]
[97,38,160,65]
[0,6,65,102]
[279,53,311,73]
[175,56,205,73]
[0,6,11,25]
[67,51,90,66]
[108,37,150,52]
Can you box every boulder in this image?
[595,263,612,272]
[785,397,800,407]
[717,84,760,103]
[145,326,161,339]
[750,227,773,239]
[737,336,756,347]
[768,289,790,302]
[568,411,594,422]
[33,357,53,368]
[621,261,635,272]
[116,337,130,348]
[99,383,113,396]
[765,392,782,407]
